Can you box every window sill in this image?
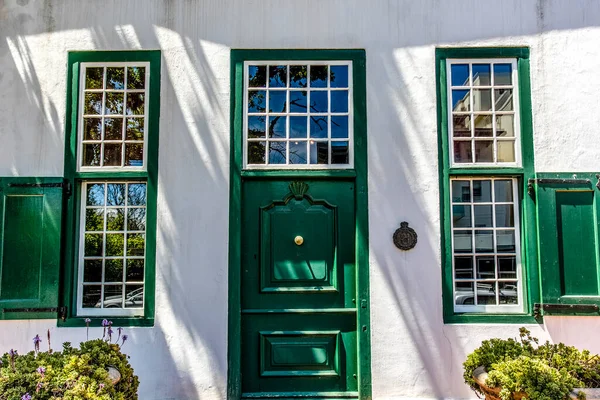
[58,316,154,328]
[444,313,538,324]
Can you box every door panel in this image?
[241,180,357,397]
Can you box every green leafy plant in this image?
[0,324,137,400]
[464,328,600,400]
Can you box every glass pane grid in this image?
[451,178,520,308]
[80,65,147,169]
[245,62,352,167]
[448,60,518,165]
[80,182,146,312]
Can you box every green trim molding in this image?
[60,50,161,327]
[228,49,371,399]
[436,47,539,324]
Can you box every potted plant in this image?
[464,328,600,400]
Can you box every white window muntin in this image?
[243,60,354,169]
[77,62,150,172]
[76,181,146,317]
[446,58,521,168]
[450,177,524,313]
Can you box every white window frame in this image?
[446,58,521,168]
[450,177,524,313]
[77,62,150,173]
[76,181,146,317]
[243,60,354,169]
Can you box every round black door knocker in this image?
[393,221,417,251]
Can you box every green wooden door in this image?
[241,179,358,398]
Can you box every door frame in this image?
[228,49,370,399]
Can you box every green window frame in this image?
[436,47,539,323]
[61,50,160,327]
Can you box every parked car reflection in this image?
[455,283,517,305]
[95,288,144,308]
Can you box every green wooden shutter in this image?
[535,173,600,312]
[0,178,64,319]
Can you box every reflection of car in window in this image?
[455,284,517,305]
[95,288,143,308]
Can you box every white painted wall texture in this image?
[1,0,600,398]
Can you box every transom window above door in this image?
[244,61,353,168]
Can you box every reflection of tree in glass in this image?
[127,67,145,89]
[86,209,104,231]
[107,184,125,206]
[86,67,104,89]
[107,67,125,89]
[127,183,146,205]
[106,234,125,256]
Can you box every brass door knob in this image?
[294,235,304,246]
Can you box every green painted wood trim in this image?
[60,50,160,327]
[241,170,357,179]
[228,49,371,400]
[436,47,538,324]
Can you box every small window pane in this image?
[499,281,518,304]
[496,115,514,137]
[452,115,471,137]
[290,65,307,88]
[474,205,493,228]
[86,209,104,231]
[125,143,144,167]
[82,286,101,308]
[474,141,493,163]
[83,144,101,166]
[87,184,105,206]
[330,66,348,88]
[498,256,517,278]
[310,91,328,113]
[83,118,102,140]
[331,116,348,139]
[103,144,122,166]
[453,230,472,253]
[455,282,475,305]
[84,260,103,283]
[331,141,349,164]
[248,116,266,138]
[497,141,515,163]
[106,208,125,231]
[127,233,145,256]
[290,90,308,112]
[126,259,145,282]
[495,89,513,111]
[493,64,512,85]
[331,91,348,113]
[451,180,471,203]
[249,65,267,88]
[127,208,146,231]
[474,230,494,253]
[289,141,307,164]
[495,205,515,227]
[86,67,104,89]
[105,259,124,282]
[452,205,472,228]
[84,93,103,115]
[473,180,492,202]
[310,141,328,164]
[126,93,145,115]
[473,115,493,137]
[106,233,125,256]
[248,90,266,112]
[128,183,147,206]
[269,141,286,164]
[454,257,473,279]
[494,180,513,202]
[290,116,307,138]
[269,65,287,87]
[452,90,470,112]
[107,183,125,206]
[450,64,469,86]
[127,67,146,89]
[496,230,516,253]
[126,118,145,141]
[472,64,491,86]
[310,117,328,139]
[248,142,266,164]
[85,233,103,257]
[103,285,123,308]
[125,285,144,308]
[453,141,472,163]
[104,118,123,140]
[477,282,497,305]
[105,92,124,115]
[473,89,492,111]
[476,256,495,279]
[269,91,287,112]
[310,65,327,87]
[268,116,286,138]
[106,67,125,89]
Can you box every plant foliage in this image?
[0,339,138,400]
[464,328,600,400]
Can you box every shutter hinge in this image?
[2,306,67,321]
[527,177,591,197]
[8,180,72,197]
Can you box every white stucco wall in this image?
[1,1,600,398]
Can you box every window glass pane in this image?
[84,118,102,140]
[453,115,471,137]
[125,285,144,308]
[498,256,517,278]
[106,208,125,231]
[269,91,287,112]
[249,65,267,88]
[451,180,470,203]
[248,116,266,138]
[477,282,497,305]
[310,117,328,139]
[268,116,286,138]
[290,65,307,88]
[494,180,513,202]
[330,66,348,88]
[127,208,146,231]
[495,89,513,111]
[128,183,147,205]
[495,115,514,137]
[82,286,101,308]
[496,230,516,253]
[499,281,518,304]
[269,65,287,87]
[453,230,472,253]
[126,93,145,115]
[106,233,125,256]
[310,91,328,113]
[85,209,104,231]
[455,282,474,305]
[290,91,308,112]
[86,67,104,89]
[290,116,307,138]
[105,92,124,115]
[126,118,144,141]
[453,141,472,163]
[473,180,492,202]
[495,204,514,227]
[104,118,123,140]
[103,144,122,166]
[125,143,144,167]
[331,116,348,139]
[331,141,349,164]
[476,256,495,279]
[452,90,470,112]
[474,230,494,252]
[473,115,493,137]
[106,67,125,89]
[310,65,327,87]
[497,141,515,163]
[493,64,512,85]
[105,259,124,282]
[85,93,103,115]
[454,257,473,279]
[310,141,328,164]
[473,89,492,111]
[84,260,103,282]
[474,141,493,163]
[268,141,286,164]
[127,233,145,256]
[127,66,145,89]
[103,285,123,308]
[450,64,469,86]
[126,259,145,282]
[331,91,348,113]
[474,205,493,227]
[85,233,103,256]
[107,183,125,206]
[248,90,266,112]
[472,64,491,86]
[248,142,266,164]
[452,205,472,228]
[289,141,307,164]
